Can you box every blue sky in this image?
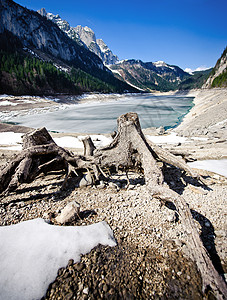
[16,0,227,71]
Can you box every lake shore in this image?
[0,89,226,160]
[0,90,227,299]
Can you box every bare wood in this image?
[82,136,96,156]
[0,113,226,298]
[22,127,56,149]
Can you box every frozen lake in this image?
[9,94,193,133]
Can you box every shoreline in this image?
[0,89,226,161]
[0,89,226,299]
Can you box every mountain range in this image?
[0,0,225,95]
[37,7,213,92]
[0,0,135,95]
[37,8,119,66]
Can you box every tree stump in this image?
[0,113,226,299]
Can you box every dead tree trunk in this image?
[0,128,97,194]
[82,136,96,156]
[93,113,227,299]
[0,113,226,299]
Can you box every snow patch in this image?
[188,159,227,177]
[0,219,116,300]
[184,66,211,74]
[0,100,18,106]
[88,135,112,148]
[0,132,22,145]
[146,132,188,144]
[53,136,83,148]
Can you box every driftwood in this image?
[0,113,226,299]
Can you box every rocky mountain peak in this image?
[153,61,168,68]
[37,9,119,65]
[37,8,47,17]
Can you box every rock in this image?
[204,221,210,227]
[79,173,93,188]
[83,287,89,295]
[127,184,135,190]
[108,182,120,191]
[55,201,80,224]
[157,126,165,135]
[97,181,106,189]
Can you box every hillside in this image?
[178,69,212,90]
[0,0,137,95]
[109,60,190,92]
[203,47,227,88]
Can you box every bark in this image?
[0,113,226,299]
[82,136,96,156]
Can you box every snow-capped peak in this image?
[153,61,168,68]
[84,26,94,33]
[37,8,119,65]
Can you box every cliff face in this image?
[0,0,138,94]
[0,0,104,73]
[203,47,227,88]
[38,8,119,66]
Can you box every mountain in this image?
[0,0,136,95]
[109,59,190,92]
[178,69,212,90]
[38,8,119,66]
[203,47,227,88]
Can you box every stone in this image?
[55,201,80,224]
[108,182,120,191]
[79,173,93,188]
[157,126,165,135]
[97,181,106,189]
[83,287,89,295]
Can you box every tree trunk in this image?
[0,113,226,299]
[82,136,96,156]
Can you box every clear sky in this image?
[16,0,227,71]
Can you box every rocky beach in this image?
[0,89,226,299]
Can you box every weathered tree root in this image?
[0,113,226,299]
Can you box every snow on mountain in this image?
[38,8,119,65]
[185,66,211,75]
[109,59,189,92]
[153,61,168,68]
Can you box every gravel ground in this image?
[0,90,227,299]
[0,157,226,299]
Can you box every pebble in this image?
[0,159,226,298]
[83,287,89,295]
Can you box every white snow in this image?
[53,135,112,149]
[88,135,112,148]
[0,132,112,150]
[146,132,188,144]
[153,61,168,68]
[184,66,211,74]
[191,137,208,141]
[0,132,22,145]
[188,159,227,177]
[0,100,18,106]
[53,136,83,148]
[74,135,112,148]
[0,219,116,300]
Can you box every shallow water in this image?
[10,94,193,133]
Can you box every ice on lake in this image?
[8,94,193,133]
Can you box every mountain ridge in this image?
[38,8,119,66]
[109,59,191,92]
[0,0,137,95]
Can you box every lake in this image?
[10,93,194,133]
